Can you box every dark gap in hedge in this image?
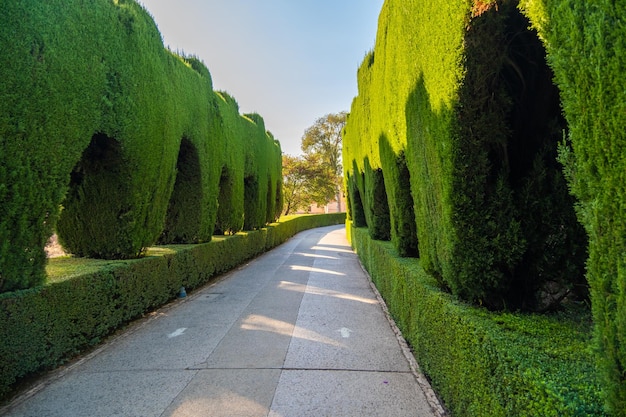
[265,181,274,223]
[348,170,367,228]
[159,137,203,244]
[215,166,237,235]
[57,133,136,259]
[453,0,587,311]
[243,175,259,230]
[501,5,589,312]
[369,168,391,241]
[394,151,419,258]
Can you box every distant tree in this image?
[301,112,347,211]
[282,154,336,215]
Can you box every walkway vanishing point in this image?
[2,225,446,417]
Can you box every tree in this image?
[301,112,347,212]
[282,154,336,215]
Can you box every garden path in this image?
[3,225,444,417]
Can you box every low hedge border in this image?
[0,213,345,401]
[350,226,606,417]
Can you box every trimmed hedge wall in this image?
[0,214,345,402]
[344,0,625,414]
[519,2,626,414]
[351,226,605,417]
[0,0,282,292]
[343,0,587,311]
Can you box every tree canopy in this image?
[282,154,336,215]
[301,112,347,181]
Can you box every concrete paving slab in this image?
[6,370,195,417]
[162,369,281,417]
[283,229,411,372]
[200,256,312,369]
[268,370,435,417]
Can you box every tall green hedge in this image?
[352,227,605,417]
[1,0,111,290]
[344,0,625,413]
[0,0,282,292]
[520,1,626,414]
[343,0,587,310]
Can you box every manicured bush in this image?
[520,1,626,413]
[343,0,587,310]
[0,0,283,291]
[0,214,344,401]
[213,92,246,235]
[51,0,188,259]
[343,0,620,411]
[367,167,391,241]
[351,226,606,417]
[0,0,111,290]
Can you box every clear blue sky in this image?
[138,0,384,156]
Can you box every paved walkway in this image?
[2,225,444,417]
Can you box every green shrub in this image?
[214,92,246,235]
[520,0,626,413]
[53,0,186,259]
[343,0,587,310]
[352,226,606,417]
[0,0,109,289]
[0,215,344,401]
[367,167,391,241]
[345,0,623,410]
[0,0,283,290]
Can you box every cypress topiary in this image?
[0,0,283,291]
[521,0,626,413]
[444,1,587,310]
[343,0,587,310]
[1,0,112,288]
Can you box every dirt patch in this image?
[45,234,67,258]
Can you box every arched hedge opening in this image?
[243,175,260,231]
[159,138,204,244]
[215,166,243,235]
[447,1,587,310]
[57,133,139,259]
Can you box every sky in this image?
[138,0,385,156]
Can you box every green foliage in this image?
[0,0,108,289]
[299,111,347,213]
[0,0,282,290]
[240,113,282,230]
[346,173,367,228]
[379,143,418,257]
[367,168,391,241]
[282,154,337,215]
[213,92,246,235]
[519,0,626,413]
[344,0,617,410]
[352,227,606,417]
[343,0,467,265]
[343,0,587,310]
[301,112,346,180]
[0,215,345,401]
[159,139,205,243]
[446,1,587,310]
